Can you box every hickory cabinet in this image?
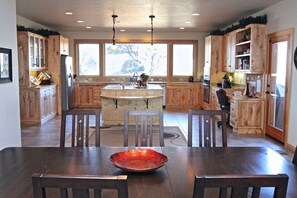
[223,31,236,72]
[230,97,264,133]
[166,83,200,109]
[72,83,106,108]
[234,24,267,73]
[17,32,48,87]
[19,85,57,125]
[204,35,223,82]
[47,35,70,115]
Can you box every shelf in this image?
[236,40,251,46]
[235,54,251,58]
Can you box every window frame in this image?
[74,39,198,80]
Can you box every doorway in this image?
[266,29,293,143]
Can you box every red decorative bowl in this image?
[109,149,168,172]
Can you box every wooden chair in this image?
[32,173,128,198]
[193,174,289,198]
[124,110,164,146]
[188,109,227,147]
[60,109,100,147]
[293,146,297,166]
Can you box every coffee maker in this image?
[222,73,232,88]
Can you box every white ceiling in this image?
[16,0,282,32]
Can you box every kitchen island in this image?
[101,84,163,125]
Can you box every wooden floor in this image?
[21,109,294,161]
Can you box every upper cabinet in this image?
[18,32,48,87]
[204,35,223,81]
[60,36,69,55]
[234,24,267,73]
[223,31,236,72]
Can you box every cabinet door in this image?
[40,88,51,118]
[166,86,183,107]
[60,36,69,55]
[237,100,262,128]
[204,37,211,68]
[49,87,57,115]
[224,32,236,72]
[79,86,95,106]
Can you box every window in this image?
[105,43,167,76]
[173,44,194,76]
[78,43,99,76]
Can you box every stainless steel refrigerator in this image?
[61,55,73,110]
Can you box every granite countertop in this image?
[102,84,163,90]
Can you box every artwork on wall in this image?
[0,47,12,83]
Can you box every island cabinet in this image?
[72,83,106,108]
[230,96,264,133]
[19,85,57,125]
[47,35,69,115]
[166,83,201,109]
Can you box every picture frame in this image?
[0,47,12,83]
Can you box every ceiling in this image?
[16,0,282,33]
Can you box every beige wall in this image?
[255,0,297,148]
[0,0,21,150]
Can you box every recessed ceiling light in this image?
[192,13,200,16]
[65,12,73,15]
[180,27,185,30]
[185,21,191,24]
[120,29,125,32]
[86,26,92,29]
[77,21,84,23]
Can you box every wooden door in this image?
[265,29,293,143]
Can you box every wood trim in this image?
[73,39,199,79]
[265,28,294,146]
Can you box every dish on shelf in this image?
[109,149,168,172]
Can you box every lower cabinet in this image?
[19,85,57,125]
[72,83,106,108]
[166,83,201,109]
[230,97,264,133]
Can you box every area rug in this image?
[89,126,187,147]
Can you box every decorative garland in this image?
[17,25,60,37]
[210,15,267,35]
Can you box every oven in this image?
[203,80,210,103]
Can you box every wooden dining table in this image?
[0,146,296,197]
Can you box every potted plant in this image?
[140,73,149,86]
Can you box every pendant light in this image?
[110,14,118,50]
[148,15,156,51]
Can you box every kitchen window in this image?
[74,39,198,78]
[105,43,167,76]
[77,43,100,76]
[173,44,194,76]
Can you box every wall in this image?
[256,0,297,148]
[0,0,21,150]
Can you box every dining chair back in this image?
[60,109,100,147]
[124,110,164,146]
[32,173,128,198]
[188,109,227,147]
[293,146,297,166]
[193,174,289,198]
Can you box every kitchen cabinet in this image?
[223,31,236,72]
[72,83,106,108]
[234,24,267,73]
[230,97,264,133]
[19,85,57,125]
[47,35,70,115]
[204,36,223,82]
[17,32,48,87]
[166,83,200,109]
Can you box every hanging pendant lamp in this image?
[110,14,118,50]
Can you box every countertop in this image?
[102,84,163,90]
